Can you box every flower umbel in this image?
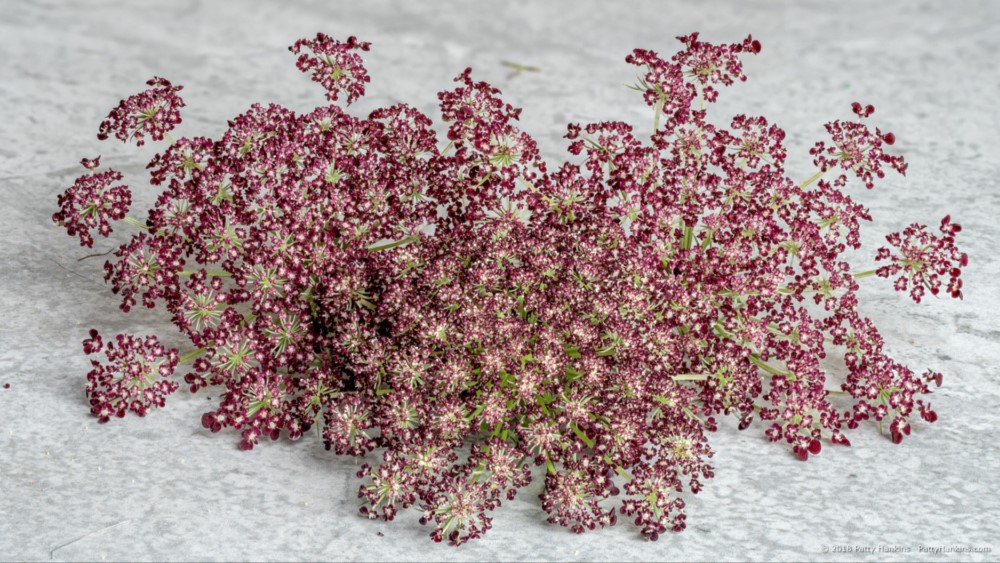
[290,33,371,104]
[52,169,130,247]
[876,215,967,302]
[97,77,185,146]
[84,331,180,422]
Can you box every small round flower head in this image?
[625,48,694,131]
[146,136,214,186]
[435,67,543,211]
[84,332,180,422]
[809,104,907,189]
[673,33,760,89]
[103,233,185,312]
[98,77,185,146]
[875,215,967,302]
[290,33,371,104]
[52,170,131,247]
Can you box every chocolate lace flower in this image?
[98,77,184,146]
[53,32,967,545]
[876,215,967,302]
[84,332,180,422]
[290,33,371,104]
[52,170,130,247]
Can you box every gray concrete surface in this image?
[1,1,999,561]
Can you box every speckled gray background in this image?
[2,1,998,561]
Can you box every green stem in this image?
[122,216,149,231]
[671,373,711,382]
[367,235,418,252]
[178,270,232,278]
[749,353,793,379]
[179,348,206,364]
[545,457,557,475]
[799,169,825,189]
[653,97,664,134]
[680,223,694,250]
[852,270,878,279]
[164,131,176,146]
[614,465,634,482]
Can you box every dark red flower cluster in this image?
[52,167,130,247]
[55,33,966,544]
[97,77,184,146]
[290,33,372,104]
[809,103,907,189]
[83,331,180,422]
[875,215,967,302]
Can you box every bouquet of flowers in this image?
[54,32,966,544]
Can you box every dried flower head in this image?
[84,331,180,422]
[876,215,967,302]
[52,170,130,247]
[98,77,185,146]
[290,33,372,104]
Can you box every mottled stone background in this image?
[1,1,998,561]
